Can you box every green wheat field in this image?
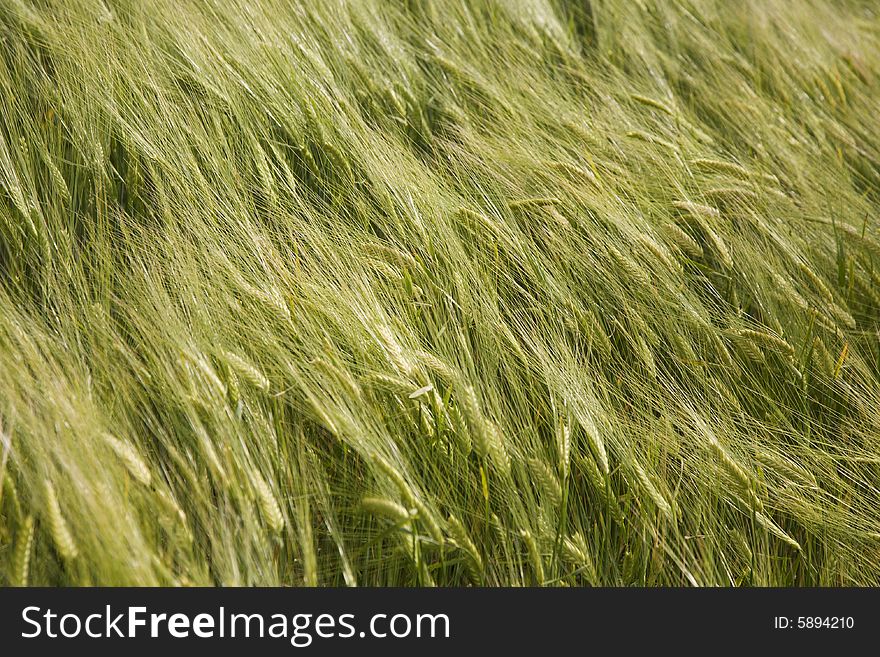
[1,0,879,586]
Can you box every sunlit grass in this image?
[1,0,879,586]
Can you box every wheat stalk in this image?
[548,161,599,186]
[691,158,751,179]
[561,532,599,584]
[673,200,721,220]
[707,436,765,512]
[44,480,78,562]
[447,514,482,583]
[608,244,652,289]
[103,434,152,487]
[630,461,674,521]
[733,329,796,358]
[661,222,704,259]
[520,529,545,585]
[755,511,802,552]
[798,262,835,303]
[529,457,562,508]
[509,197,563,211]
[630,93,675,116]
[416,350,456,380]
[556,414,572,480]
[362,497,413,525]
[626,130,676,150]
[12,515,35,587]
[252,473,284,533]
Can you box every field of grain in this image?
[1,0,879,586]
